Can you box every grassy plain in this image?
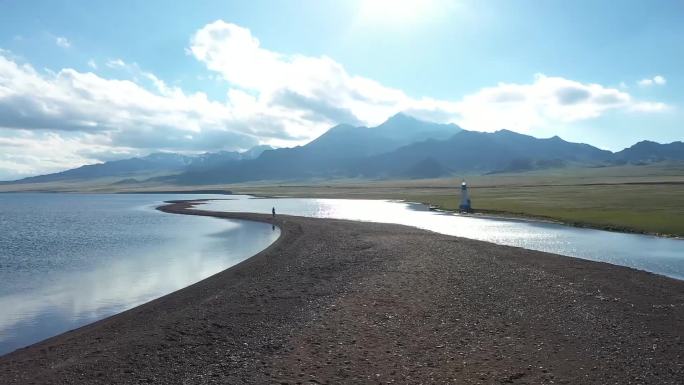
[222,163,684,237]
[2,162,683,237]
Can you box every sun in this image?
[355,0,446,26]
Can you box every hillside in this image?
[352,129,614,178]
[3,114,682,187]
[614,140,684,163]
[171,113,463,184]
[7,146,272,184]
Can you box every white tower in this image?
[459,180,471,212]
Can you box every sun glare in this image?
[356,0,446,25]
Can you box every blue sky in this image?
[0,0,682,179]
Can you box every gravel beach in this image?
[1,200,682,384]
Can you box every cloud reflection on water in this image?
[0,213,279,354]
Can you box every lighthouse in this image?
[459,180,472,212]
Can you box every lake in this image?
[201,195,684,280]
[0,193,280,355]
[1,192,682,356]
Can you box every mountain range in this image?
[9,145,272,184]
[5,113,683,186]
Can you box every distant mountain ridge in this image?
[5,113,683,185]
[614,140,684,163]
[306,113,463,157]
[172,113,463,184]
[350,129,614,178]
[11,145,272,184]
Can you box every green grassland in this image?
[2,162,683,237]
[222,163,684,237]
[407,184,684,236]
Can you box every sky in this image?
[0,0,682,180]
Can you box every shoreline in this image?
[1,189,680,238]
[431,205,684,240]
[1,200,683,383]
[465,208,683,239]
[242,191,684,239]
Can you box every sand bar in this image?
[1,200,682,384]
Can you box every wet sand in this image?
[1,200,683,384]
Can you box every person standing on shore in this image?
[272,207,276,218]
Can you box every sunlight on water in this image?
[0,194,280,355]
[202,196,684,280]
[1,193,681,356]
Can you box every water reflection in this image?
[202,196,684,280]
[0,194,280,355]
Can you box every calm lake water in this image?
[202,196,684,280]
[1,193,682,356]
[0,193,280,355]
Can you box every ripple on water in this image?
[0,193,280,355]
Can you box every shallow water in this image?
[1,193,681,356]
[202,196,684,280]
[0,193,280,355]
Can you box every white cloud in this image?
[55,36,71,49]
[188,21,412,133]
[0,129,122,179]
[0,53,269,178]
[451,74,670,133]
[638,75,666,87]
[630,101,669,113]
[189,21,668,135]
[0,20,671,179]
[87,59,97,69]
[105,58,126,69]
